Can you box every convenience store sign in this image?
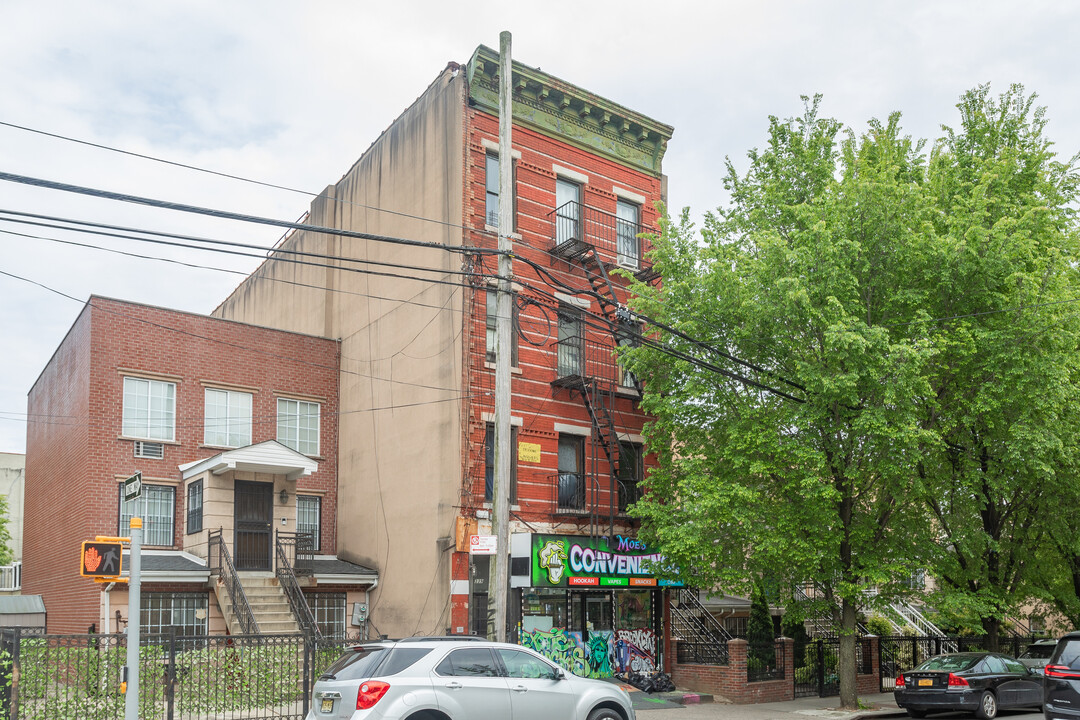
[530,533,683,588]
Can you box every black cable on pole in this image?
[0,171,504,257]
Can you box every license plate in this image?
[918,679,933,687]
[321,698,334,713]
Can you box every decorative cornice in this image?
[466,45,673,177]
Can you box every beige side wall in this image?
[214,66,466,637]
[0,452,24,561]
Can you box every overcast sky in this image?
[1,1,1078,453]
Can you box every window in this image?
[557,434,584,510]
[485,290,519,365]
[484,423,517,503]
[186,480,203,534]
[278,398,320,455]
[141,592,208,637]
[122,377,176,441]
[618,442,643,513]
[203,388,252,448]
[485,153,516,229]
[555,178,581,244]
[557,306,583,378]
[616,199,641,268]
[496,649,560,680]
[120,484,175,546]
[305,592,346,638]
[724,616,748,638]
[435,647,499,677]
[297,495,321,552]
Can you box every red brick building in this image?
[23,296,376,635]
[214,45,677,675]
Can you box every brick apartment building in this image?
[23,296,376,635]
[213,45,677,676]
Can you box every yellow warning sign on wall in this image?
[518,441,542,463]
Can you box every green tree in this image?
[625,97,938,709]
[0,495,11,566]
[747,582,775,668]
[914,85,1080,648]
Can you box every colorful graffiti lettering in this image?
[521,627,658,678]
[614,628,657,674]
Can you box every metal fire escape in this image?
[548,201,655,538]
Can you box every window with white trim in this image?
[120,484,175,546]
[297,495,321,552]
[186,479,203,534]
[616,199,641,268]
[203,388,252,447]
[484,423,517,503]
[122,377,176,441]
[141,592,208,637]
[555,178,581,245]
[277,398,320,456]
[485,153,517,229]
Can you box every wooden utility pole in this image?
[491,30,514,643]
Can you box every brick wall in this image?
[25,297,341,632]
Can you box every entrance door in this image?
[234,480,273,570]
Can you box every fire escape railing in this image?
[275,531,321,639]
[208,528,259,635]
[548,201,655,278]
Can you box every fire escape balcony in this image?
[548,201,659,283]
[552,335,621,391]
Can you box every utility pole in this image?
[491,29,514,643]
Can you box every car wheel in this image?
[586,708,624,720]
[975,690,997,720]
[906,710,927,719]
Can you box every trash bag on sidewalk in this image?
[621,670,676,693]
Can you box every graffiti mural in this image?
[614,629,657,674]
[520,627,658,677]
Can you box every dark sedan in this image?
[895,652,1043,719]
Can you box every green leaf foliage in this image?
[623,85,1080,707]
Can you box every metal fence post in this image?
[10,627,20,720]
[816,639,824,698]
[302,629,312,717]
[166,626,176,720]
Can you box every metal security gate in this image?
[879,636,944,692]
[793,638,840,698]
[235,480,273,570]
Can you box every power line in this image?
[0,118,488,235]
[0,269,468,395]
[0,171,503,257]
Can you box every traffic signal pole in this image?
[124,517,141,720]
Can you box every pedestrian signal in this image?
[81,541,123,577]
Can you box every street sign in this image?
[123,472,142,502]
[469,534,497,555]
[81,541,123,577]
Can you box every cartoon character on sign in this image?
[539,540,568,584]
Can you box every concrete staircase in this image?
[213,572,300,635]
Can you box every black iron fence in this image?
[0,627,358,720]
[747,640,786,682]
[877,635,1046,692]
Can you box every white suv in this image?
[308,637,635,720]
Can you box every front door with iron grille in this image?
[234,480,272,570]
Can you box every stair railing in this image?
[208,528,259,635]
[669,588,731,665]
[275,531,322,639]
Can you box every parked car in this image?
[1019,639,1058,675]
[1044,631,1080,719]
[894,652,1042,719]
[307,637,636,720]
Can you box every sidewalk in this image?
[631,690,907,719]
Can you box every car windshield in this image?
[914,655,980,672]
[320,646,390,681]
[1021,644,1056,660]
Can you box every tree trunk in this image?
[838,597,859,709]
[985,616,1000,653]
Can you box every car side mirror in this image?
[554,668,565,680]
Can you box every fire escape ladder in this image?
[578,378,621,538]
[578,245,621,327]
